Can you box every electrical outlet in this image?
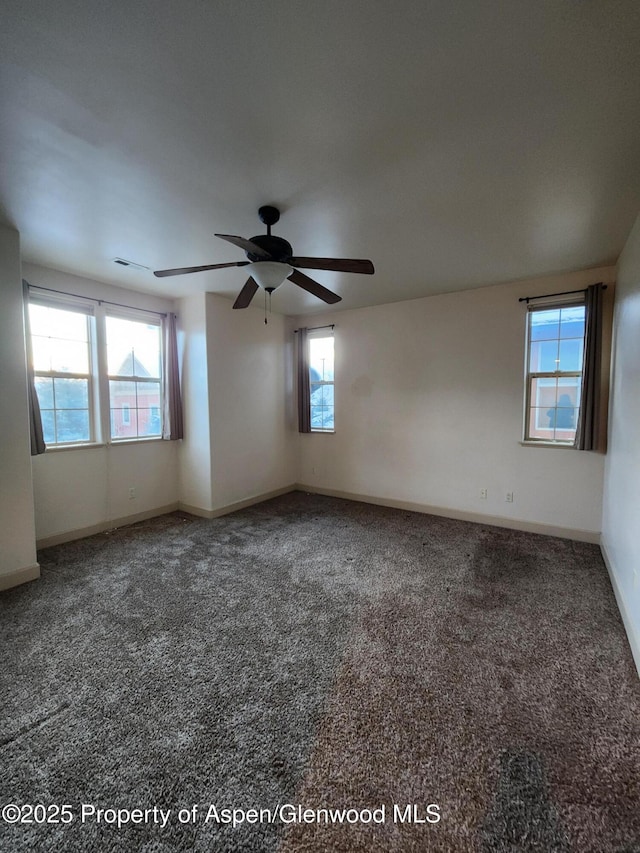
[480,488,487,499]
[506,492,514,503]
[128,487,136,500]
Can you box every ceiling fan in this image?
[154,206,374,308]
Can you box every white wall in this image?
[297,266,615,540]
[24,264,179,544]
[0,226,39,586]
[205,293,297,510]
[177,292,214,511]
[602,214,640,670]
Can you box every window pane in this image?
[310,383,335,430]
[321,408,334,430]
[545,406,578,429]
[559,306,585,339]
[55,409,90,443]
[530,377,558,409]
[106,316,161,378]
[558,339,583,372]
[49,338,89,374]
[40,409,55,444]
[529,339,559,372]
[309,336,334,382]
[109,380,136,408]
[136,381,160,408]
[529,407,555,435]
[111,407,138,439]
[530,309,560,341]
[32,336,52,372]
[320,384,334,407]
[34,376,54,409]
[28,304,52,337]
[29,305,88,341]
[53,377,89,409]
[137,409,162,437]
[558,376,581,408]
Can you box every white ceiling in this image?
[1,0,639,315]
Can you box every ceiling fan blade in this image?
[154,261,249,278]
[214,233,272,259]
[288,269,342,304]
[233,277,259,309]
[290,257,374,274]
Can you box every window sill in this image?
[44,438,165,452]
[44,442,105,453]
[519,440,575,449]
[109,438,164,446]
[309,430,335,435]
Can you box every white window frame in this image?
[28,290,165,449]
[523,297,585,445]
[308,328,335,434]
[105,308,164,443]
[29,293,98,447]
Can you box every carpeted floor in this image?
[1,491,639,852]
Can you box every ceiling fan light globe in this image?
[250,261,292,291]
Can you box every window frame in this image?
[105,309,164,443]
[523,298,585,446]
[308,328,335,434]
[28,291,165,450]
[29,295,97,447]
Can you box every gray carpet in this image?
[1,491,639,852]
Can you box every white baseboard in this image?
[600,536,640,679]
[294,483,601,544]
[0,563,40,592]
[36,503,180,549]
[178,484,297,520]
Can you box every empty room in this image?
[1,1,639,851]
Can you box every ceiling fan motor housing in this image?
[247,234,292,263]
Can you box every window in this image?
[309,330,335,432]
[28,292,165,447]
[524,301,586,443]
[106,314,162,440]
[29,301,94,445]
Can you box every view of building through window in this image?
[106,316,162,440]
[526,304,585,443]
[29,300,165,447]
[309,334,334,431]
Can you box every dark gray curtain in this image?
[23,281,46,455]
[162,312,184,440]
[297,327,311,433]
[575,283,605,451]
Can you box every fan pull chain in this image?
[263,289,273,324]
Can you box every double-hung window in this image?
[106,314,162,440]
[524,300,586,444]
[28,291,165,447]
[29,298,96,445]
[308,329,335,432]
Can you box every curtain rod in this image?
[294,324,335,333]
[26,283,168,317]
[519,283,606,304]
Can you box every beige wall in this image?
[24,264,179,544]
[205,293,297,510]
[296,265,615,540]
[177,292,214,510]
[177,292,297,515]
[0,227,39,586]
[602,214,640,670]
